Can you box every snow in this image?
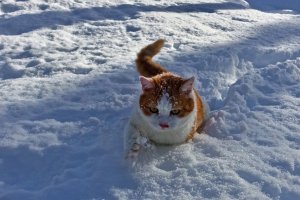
[0,0,299,199]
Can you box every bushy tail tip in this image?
[136,39,167,77]
[138,39,165,58]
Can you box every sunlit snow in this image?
[0,0,299,199]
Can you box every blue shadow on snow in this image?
[0,2,247,35]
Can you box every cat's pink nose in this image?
[159,123,169,129]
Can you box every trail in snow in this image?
[0,0,300,199]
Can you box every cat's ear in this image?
[140,76,154,91]
[180,76,194,94]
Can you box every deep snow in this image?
[0,0,299,199]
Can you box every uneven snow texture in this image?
[0,0,299,199]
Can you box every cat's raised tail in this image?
[136,39,167,77]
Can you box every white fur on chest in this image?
[129,91,197,145]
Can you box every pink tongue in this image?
[159,123,169,129]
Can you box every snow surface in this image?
[0,0,299,199]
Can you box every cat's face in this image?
[139,73,195,131]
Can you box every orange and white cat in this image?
[125,39,206,159]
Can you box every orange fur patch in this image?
[186,92,204,142]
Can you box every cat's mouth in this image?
[159,123,169,129]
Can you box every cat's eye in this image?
[149,107,159,114]
[170,109,180,115]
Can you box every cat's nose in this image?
[159,123,169,129]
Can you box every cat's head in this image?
[139,73,195,131]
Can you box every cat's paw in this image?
[136,136,152,149]
[125,143,141,166]
[125,137,155,167]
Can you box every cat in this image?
[124,39,206,160]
